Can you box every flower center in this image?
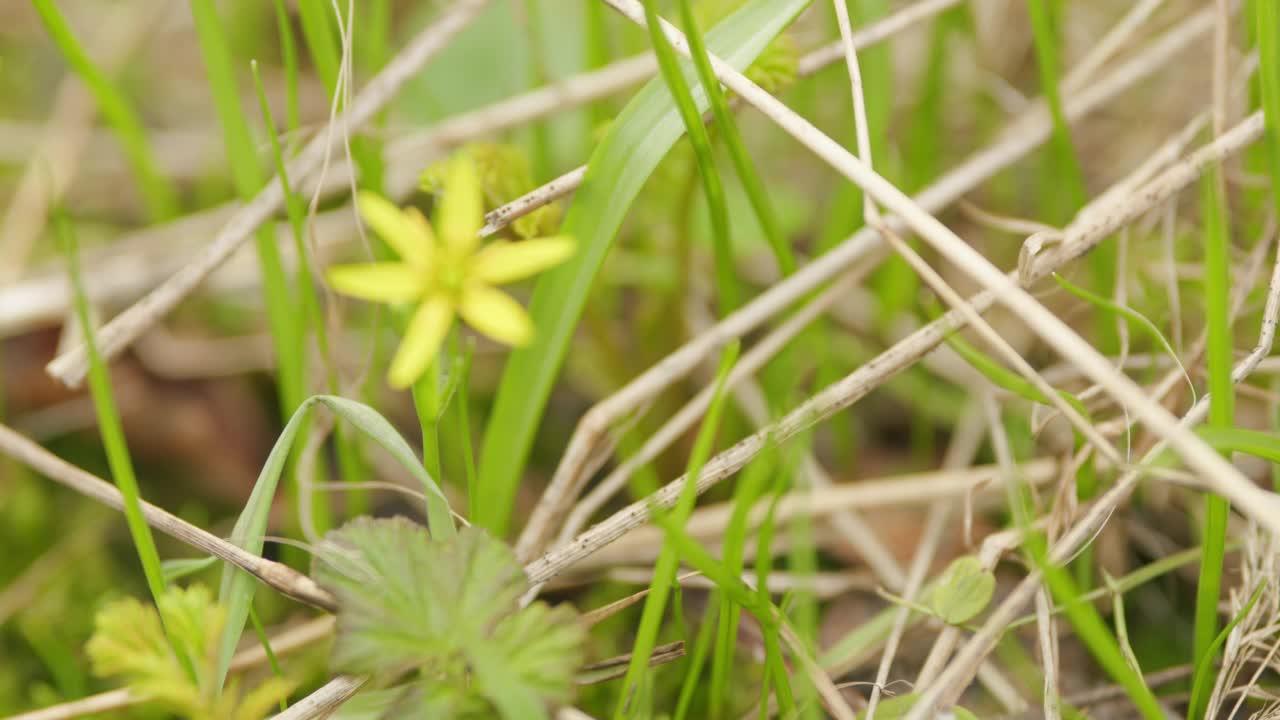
[434,257,467,298]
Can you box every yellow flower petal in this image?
[438,154,483,257]
[326,262,426,304]
[470,236,575,285]
[356,191,434,268]
[458,284,533,347]
[388,296,454,389]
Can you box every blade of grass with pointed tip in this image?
[1188,581,1265,720]
[57,216,167,606]
[58,213,198,683]
[1053,272,1196,402]
[215,395,454,688]
[475,0,810,536]
[250,57,369,517]
[32,0,177,220]
[616,343,739,717]
[1194,161,1233,675]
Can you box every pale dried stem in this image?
[690,299,908,590]
[522,6,1209,573]
[876,221,1124,465]
[1059,0,1165,97]
[865,401,982,715]
[526,31,1235,590]
[5,617,336,720]
[598,0,1268,544]
[270,676,366,720]
[484,0,960,237]
[0,0,162,284]
[1035,588,1061,720]
[908,120,1280,717]
[0,423,337,612]
[45,0,490,388]
[829,0,879,223]
[572,459,1059,572]
[528,274,864,561]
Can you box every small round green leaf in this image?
[931,556,996,625]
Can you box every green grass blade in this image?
[1053,272,1195,402]
[1024,0,1116,350]
[943,330,1088,419]
[32,0,178,220]
[56,216,167,607]
[1027,524,1163,718]
[616,343,739,717]
[188,0,306,420]
[676,0,794,276]
[674,598,718,720]
[1194,162,1234,673]
[1188,581,1265,720]
[247,605,290,712]
[1257,0,1280,220]
[189,0,315,539]
[475,0,809,536]
[1024,0,1087,218]
[642,0,739,315]
[271,0,302,134]
[297,0,341,94]
[215,395,455,688]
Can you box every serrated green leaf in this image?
[475,0,811,536]
[486,601,586,709]
[930,556,995,625]
[312,518,523,677]
[311,518,585,718]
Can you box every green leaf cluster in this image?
[312,518,586,719]
[420,142,563,239]
[86,584,294,720]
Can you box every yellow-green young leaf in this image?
[421,142,563,239]
[87,584,294,720]
[931,556,996,625]
[87,591,204,713]
[311,518,586,719]
[857,694,979,720]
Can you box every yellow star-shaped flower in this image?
[326,154,574,389]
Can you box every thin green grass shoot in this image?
[641,0,739,315]
[677,0,795,276]
[1193,159,1234,678]
[615,342,738,717]
[31,0,178,221]
[475,0,807,536]
[56,215,168,611]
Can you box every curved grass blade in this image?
[1188,581,1265,720]
[1053,272,1195,403]
[215,395,455,689]
[475,0,810,535]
